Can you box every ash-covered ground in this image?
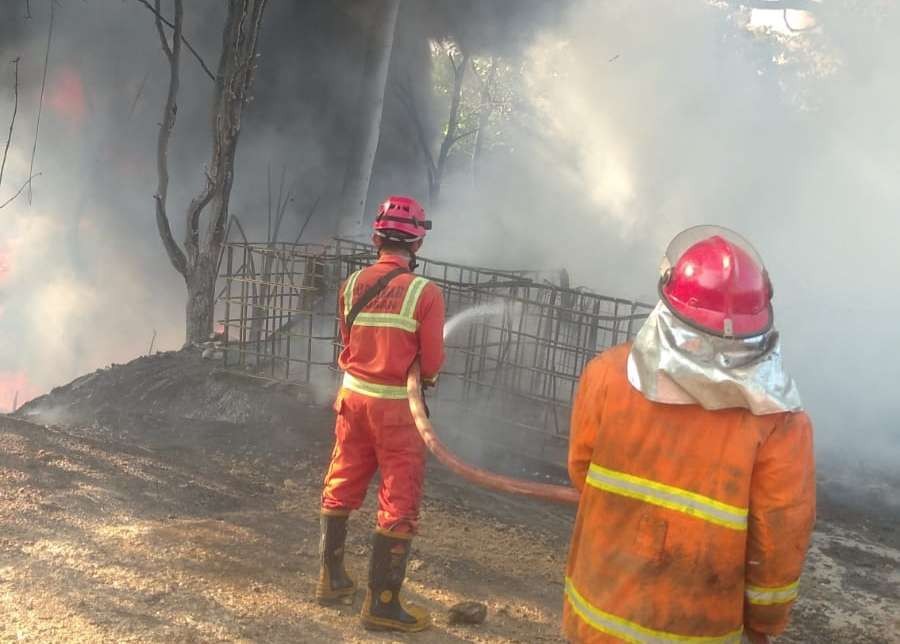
[2,350,898,643]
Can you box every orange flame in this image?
[48,66,87,125]
[0,372,40,412]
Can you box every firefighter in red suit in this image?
[317,195,445,633]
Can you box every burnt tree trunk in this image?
[185,255,216,343]
[337,0,400,238]
[152,0,269,346]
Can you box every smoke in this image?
[1,1,897,470]
[426,1,900,467]
[0,1,214,407]
[0,0,556,408]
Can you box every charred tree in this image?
[337,0,401,238]
[152,0,269,346]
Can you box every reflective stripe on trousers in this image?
[342,372,408,399]
[566,578,743,643]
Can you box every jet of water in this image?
[444,301,520,340]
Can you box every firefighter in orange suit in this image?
[317,195,444,633]
[564,226,815,644]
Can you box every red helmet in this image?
[373,195,431,241]
[659,226,773,338]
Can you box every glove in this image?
[422,374,439,390]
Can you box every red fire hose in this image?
[406,361,580,505]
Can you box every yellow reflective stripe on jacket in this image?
[400,276,429,318]
[342,373,408,399]
[585,464,748,531]
[745,580,799,606]
[342,272,428,333]
[566,578,743,643]
[343,270,363,318]
[352,313,418,332]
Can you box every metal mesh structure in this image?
[217,241,340,384]
[216,238,653,460]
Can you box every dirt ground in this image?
[2,351,898,643]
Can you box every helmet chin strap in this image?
[374,231,421,271]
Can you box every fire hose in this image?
[406,361,580,505]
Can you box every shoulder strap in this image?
[345,267,409,330]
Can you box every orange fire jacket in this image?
[337,253,445,394]
[564,344,815,643]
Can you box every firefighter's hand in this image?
[743,628,770,644]
[422,374,438,390]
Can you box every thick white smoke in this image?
[427,1,900,466]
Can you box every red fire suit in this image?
[321,253,445,533]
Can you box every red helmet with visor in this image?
[659,226,773,338]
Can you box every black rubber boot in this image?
[359,530,431,632]
[315,513,357,605]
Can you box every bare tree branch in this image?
[153,0,173,59]
[153,0,188,277]
[135,0,215,81]
[0,173,41,210]
[28,1,54,205]
[129,70,151,119]
[265,163,272,241]
[0,57,20,193]
[230,213,251,247]
[184,170,214,264]
[450,129,477,146]
[293,196,320,245]
[270,165,290,244]
[213,214,235,280]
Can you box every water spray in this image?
[443,301,516,341]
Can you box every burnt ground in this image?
[2,350,898,643]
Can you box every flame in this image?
[48,66,87,125]
[0,372,41,412]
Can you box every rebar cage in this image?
[216,238,653,461]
